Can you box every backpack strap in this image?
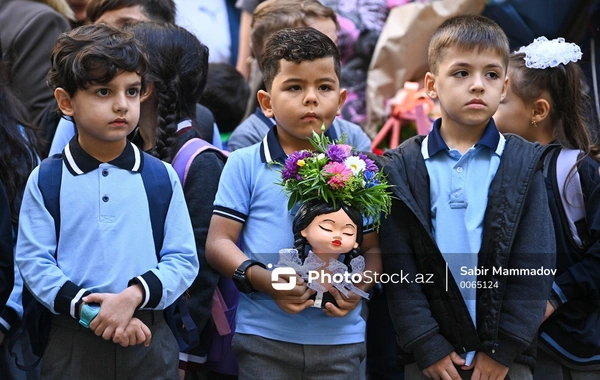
[9,154,63,371]
[171,138,229,187]
[38,154,63,243]
[554,148,591,248]
[140,154,173,258]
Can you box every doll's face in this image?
[301,208,359,258]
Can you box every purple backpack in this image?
[171,138,239,375]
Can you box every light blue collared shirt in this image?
[421,118,505,364]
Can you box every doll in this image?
[276,127,392,308]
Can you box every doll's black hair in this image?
[292,200,363,270]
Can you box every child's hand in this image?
[422,352,465,380]
[472,352,508,380]
[543,301,555,321]
[84,286,142,342]
[323,287,361,317]
[116,317,151,347]
[269,273,315,314]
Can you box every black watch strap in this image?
[237,259,265,273]
[233,259,266,293]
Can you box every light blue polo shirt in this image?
[422,118,505,364]
[16,139,198,317]
[213,125,365,345]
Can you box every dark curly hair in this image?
[292,200,363,270]
[260,27,341,92]
[126,22,209,162]
[47,23,149,97]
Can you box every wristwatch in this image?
[232,259,266,294]
[79,303,101,329]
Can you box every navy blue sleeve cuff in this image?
[549,282,564,309]
[54,281,91,318]
[128,271,162,309]
[213,206,247,224]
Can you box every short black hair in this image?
[260,27,341,92]
[199,63,250,134]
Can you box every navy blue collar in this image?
[260,123,339,164]
[63,136,143,175]
[426,118,501,157]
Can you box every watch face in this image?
[233,272,253,294]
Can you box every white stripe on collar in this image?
[262,133,272,163]
[131,142,141,171]
[64,143,84,175]
[421,135,431,160]
[495,134,506,156]
[177,119,193,132]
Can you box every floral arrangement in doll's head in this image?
[279,125,392,230]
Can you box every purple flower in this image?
[359,153,379,173]
[326,145,348,162]
[282,151,313,181]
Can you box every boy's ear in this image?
[532,98,551,124]
[500,76,509,101]
[336,88,348,116]
[424,72,437,99]
[140,82,154,103]
[54,88,75,116]
[257,89,274,118]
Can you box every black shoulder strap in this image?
[38,154,63,245]
[140,154,172,259]
[9,156,63,371]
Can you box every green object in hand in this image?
[79,303,101,329]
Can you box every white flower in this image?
[344,156,366,175]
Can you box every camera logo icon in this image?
[271,267,297,290]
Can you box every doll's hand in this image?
[472,352,508,380]
[323,287,362,317]
[116,317,152,347]
[269,273,315,314]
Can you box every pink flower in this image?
[337,144,353,157]
[324,162,352,189]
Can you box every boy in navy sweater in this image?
[379,15,556,380]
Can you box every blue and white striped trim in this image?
[540,332,600,363]
[135,275,151,309]
[64,143,84,175]
[213,206,247,224]
[552,282,568,305]
[70,288,88,318]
